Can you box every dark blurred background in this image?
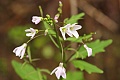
[0,0,120,80]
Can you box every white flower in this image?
[50,63,66,79]
[13,43,27,59]
[32,16,42,24]
[84,44,92,57]
[25,28,37,39]
[59,23,82,40]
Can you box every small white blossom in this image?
[84,44,92,57]
[59,23,82,40]
[25,28,37,39]
[32,16,42,24]
[50,63,66,79]
[13,43,27,59]
[54,14,59,23]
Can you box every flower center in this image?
[62,28,66,32]
[70,26,73,31]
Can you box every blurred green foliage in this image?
[8,25,31,45]
[42,45,54,59]
[0,58,7,75]
[32,37,49,49]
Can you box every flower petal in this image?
[26,33,33,37]
[25,28,36,39]
[32,16,42,24]
[55,69,61,79]
[60,27,66,40]
[84,44,92,57]
[66,31,73,37]
[50,67,58,75]
[71,31,79,38]
[73,25,82,30]
[61,68,66,79]
[13,43,27,59]
[20,48,26,59]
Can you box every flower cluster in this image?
[13,1,92,79]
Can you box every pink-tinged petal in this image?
[20,48,26,59]
[13,47,17,53]
[66,31,73,37]
[15,47,22,57]
[65,24,71,29]
[50,63,66,79]
[73,25,82,30]
[55,69,61,79]
[32,16,42,24]
[61,68,66,79]
[84,44,92,57]
[54,14,59,23]
[71,31,79,38]
[13,43,27,59]
[25,28,37,39]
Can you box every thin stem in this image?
[65,48,78,63]
[52,20,64,62]
[65,46,81,63]
[26,34,44,44]
[49,34,59,48]
[39,6,43,17]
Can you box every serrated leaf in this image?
[70,39,112,60]
[72,60,103,74]
[66,34,92,43]
[63,71,84,80]
[12,60,42,80]
[65,13,85,24]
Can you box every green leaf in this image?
[71,39,112,60]
[64,13,85,24]
[66,34,92,43]
[72,60,103,74]
[63,71,84,80]
[12,60,42,80]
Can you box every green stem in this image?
[49,34,59,48]
[39,6,43,17]
[66,46,81,63]
[26,34,44,44]
[53,20,65,62]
